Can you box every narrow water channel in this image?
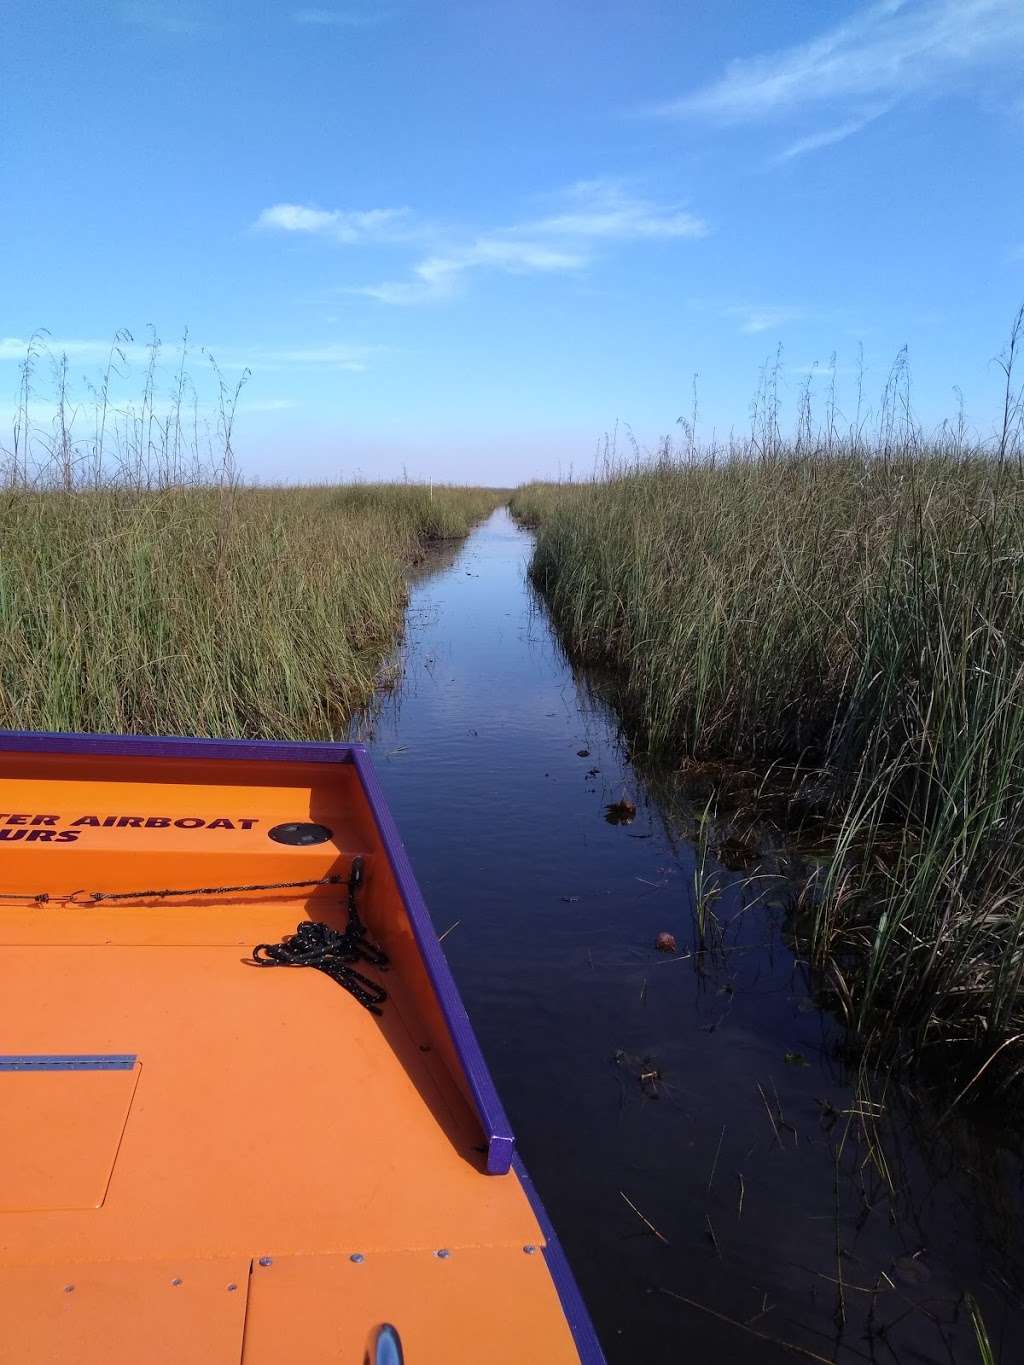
[351,507,1022,1364]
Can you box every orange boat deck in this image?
[0,736,599,1363]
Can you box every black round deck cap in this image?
[268,821,334,846]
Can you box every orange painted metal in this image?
[0,1259,251,1364]
[0,1064,139,1212]
[242,1247,582,1364]
[0,746,582,1362]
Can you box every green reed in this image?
[511,314,1024,1091]
[0,333,502,738]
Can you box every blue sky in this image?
[2,0,1023,482]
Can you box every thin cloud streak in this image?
[523,179,709,240]
[0,336,154,365]
[769,105,893,164]
[725,306,807,335]
[254,203,421,244]
[119,1,208,35]
[292,7,391,26]
[652,0,1024,160]
[354,238,589,305]
[0,337,379,374]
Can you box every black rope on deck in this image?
[0,876,342,906]
[0,860,389,1014]
[249,858,389,1015]
[84,875,343,903]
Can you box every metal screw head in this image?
[171,1277,183,1286]
[435,1248,450,1259]
[257,1256,273,1268]
[349,1253,365,1264]
[227,1283,238,1293]
[523,1244,536,1255]
[63,1284,75,1294]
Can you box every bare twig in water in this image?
[619,1190,670,1245]
[812,1270,888,1296]
[771,1077,798,1146]
[747,1290,772,1327]
[736,1171,745,1221]
[936,1033,1024,1126]
[832,1121,850,1330]
[657,1288,837,1363]
[707,1123,725,1195]
[705,1213,722,1260]
[756,1082,783,1149]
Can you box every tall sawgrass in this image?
[513,311,1024,1091]
[0,331,502,737]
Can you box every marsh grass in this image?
[0,331,502,737]
[512,311,1024,1091]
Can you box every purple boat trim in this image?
[512,1153,607,1364]
[351,745,516,1175]
[0,729,358,766]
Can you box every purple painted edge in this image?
[350,746,516,1175]
[0,730,516,1175]
[0,728,357,765]
[512,1153,607,1364]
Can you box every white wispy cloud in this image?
[247,344,376,370]
[236,398,298,413]
[356,238,589,305]
[524,179,709,240]
[725,306,807,335]
[0,335,154,364]
[254,203,419,244]
[292,7,391,26]
[0,395,299,434]
[769,105,893,164]
[654,0,1024,156]
[0,336,378,374]
[120,1,208,35]
[260,179,708,305]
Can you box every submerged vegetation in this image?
[513,310,1024,1093]
[0,332,502,737]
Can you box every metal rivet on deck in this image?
[349,1253,365,1264]
[63,1285,75,1294]
[171,1277,183,1286]
[435,1248,450,1259]
[523,1245,536,1255]
[258,1257,273,1268]
[227,1284,238,1292]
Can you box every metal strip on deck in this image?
[0,1054,138,1072]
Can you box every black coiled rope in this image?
[250,857,389,1014]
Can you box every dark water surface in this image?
[351,508,1023,1364]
